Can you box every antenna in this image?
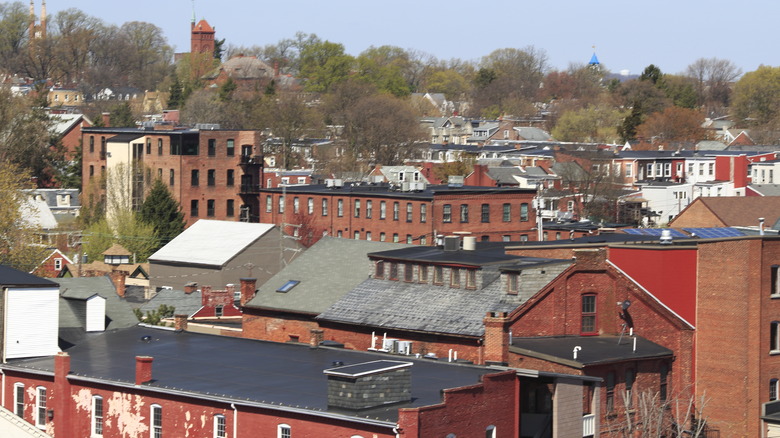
[191,0,196,24]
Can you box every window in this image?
[502,203,511,222]
[772,379,779,401]
[266,196,272,213]
[92,395,104,436]
[151,404,162,438]
[90,165,94,177]
[389,263,399,280]
[420,204,427,222]
[434,266,443,284]
[337,199,344,217]
[354,199,361,217]
[278,196,285,213]
[158,168,163,180]
[581,294,596,334]
[322,199,328,216]
[157,139,163,155]
[460,204,469,222]
[366,231,371,241]
[191,169,199,186]
[146,139,151,155]
[406,203,413,222]
[419,265,428,283]
[451,268,460,288]
[207,169,215,186]
[393,202,399,221]
[89,136,95,153]
[293,197,300,214]
[660,363,669,402]
[227,169,234,186]
[14,383,23,417]
[226,139,235,156]
[277,280,300,293]
[207,200,215,217]
[405,263,414,281]
[215,305,223,318]
[169,169,174,186]
[708,162,714,175]
[226,200,234,217]
[507,273,518,294]
[191,200,199,217]
[406,234,412,243]
[443,204,452,222]
[664,162,672,177]
[208,139,216,156]
[380,201,386,219]
[36,386,46,429]
[375,261,385,278]
[772,321,780,352]
[354,231,360,239]
[366,200,373,218]
[486,425,496,438]
[214,414,226,438]
[420,235,427,245]
[520,203,529,221]
[772,265,780,296]
[278,424,291,438]
[606,372,615,414]
[380,232,386,242]
[54,258,62,271]
[625,163,633,177]
[481,204,490,222]
[308,198,314,215]
[625,369,635,408]
[393,233,399,243]
[466,269,476,289]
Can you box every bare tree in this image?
[606,389,711,438]
[686,58,742,114]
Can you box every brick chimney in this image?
[101,112,110,127]
[135,356,153,385]
[174,314,188,331]
[483,311,510,365]
[239,278,257,307]
[184,282,198,294]
[109,270,127,297]
[573,248,606,270]
[309,328,324,348]
[54,352,72,433]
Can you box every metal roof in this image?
[0,265,58,288]
[149,220,275,267]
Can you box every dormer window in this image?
[507,273,518,295]
[450,268,460,288]
[389,263,398,280]
[466,269,476,289]
[404,263,413,282]
[433,266,443,285]
[418,265,428,283]
[375,261,385,279]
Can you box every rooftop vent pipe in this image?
[659,229,673,245]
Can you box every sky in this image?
[38,0,779,77]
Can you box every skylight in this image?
[276,280,300,293]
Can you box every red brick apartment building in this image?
[258,182,538,246]
[82,127,263,226]
[505,234,780,437]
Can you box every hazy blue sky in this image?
[40,0,776,77]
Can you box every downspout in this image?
[231,403,238,438]
[1,368,5,408]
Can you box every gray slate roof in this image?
[140,288,203,318]
[58,277,138,330]
[317,261,571,337]
[245,237,412,314]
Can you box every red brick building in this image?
[81,127,263,226]
[258,183,538,246]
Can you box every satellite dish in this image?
[621,299,631,310]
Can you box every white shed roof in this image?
[149,220,275,267]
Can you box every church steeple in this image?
[28,1,46,40]
[588,45,600,71]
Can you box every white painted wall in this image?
[85,295,106,332]
[5,287,59,359]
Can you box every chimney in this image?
[135,356,153,385]
[310,328,324,348]
[483,312,509,365]
[55,351,71,380]
[324,360,412,410]
[572,248,606,269]
[274,61,279,77]
[239,278,257,307]
[184,282,198,294]
[174,314,188,331]
[109,270,127,297]
[101,112,110,127]
[200,285,212,306]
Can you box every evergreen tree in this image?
[110,102,136,127]
[218,77,237,102]
[138,179,185,250]
[168,74,184,109]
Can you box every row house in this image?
[257,182,539,247]
[81,126,264,226]
[508,234,780,437]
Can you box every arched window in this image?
[581,294,597,335]
[150,404,162,438]
[92,395,104,436]
[486,425,496,438]
[13,383,24,417]
[35,386,47,429]
[277,423,291,438]
[771,379,779,401]
[213,414,226,438]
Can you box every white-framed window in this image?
[151,404,162,438]
[278,196,285,213]
[293,197,299,214]
[307,198,313,215]
[664,162,671,177]
[92,395,104,436]
[486,425,496,438]
[366,231,372,241]
[35,386,46,429]
[215,305,223,318]
[655,163,663,177]
[297,177,306,184]
[14,383,23,417]
[625,163,633,177]
[214,414,226,438]
[772,321,780,353]
[278,423,291,438]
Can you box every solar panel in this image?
[622,228,686,237]
[683,228,745,238]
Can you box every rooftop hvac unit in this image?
[325,178,344,188]
[382,338,399,352]
[443,236,460,251]
[410,182,426,191]
[396,340,413,355]
[401,181,411,192]
[448,175,464,187]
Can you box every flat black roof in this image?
[260,183,535,199]
[368,246,568,268]
[0,265,58,288]
[5,326,496,424]
[510,335,673,368]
